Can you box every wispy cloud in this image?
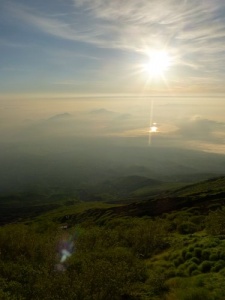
[73,0,225,78]
[4,2,114,48]
[7,1,225,52]
[176,116,225,143]
[0,37,31,48]
[2,0,225,92]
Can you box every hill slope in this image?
[2,177,225,299]
[56,176,225,225]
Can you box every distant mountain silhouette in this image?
[89,108,117,115]
[48,113,72,121]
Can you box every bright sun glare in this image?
[144,50,171,78]
[150,123,158,132]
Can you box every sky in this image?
[1,0,225,96]
[1,0,225,153]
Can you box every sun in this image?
[150,123,158,132]
[144,50,172,78]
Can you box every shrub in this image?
[219,268,225,276]
[174,258,182,267]
[218,250,225,260]
[181,249,187,259]
[176,269,185,277]
[190,216,205,229]
[188,246,194,252]
[168,221,177,232]
[213,260,225,272]
[175,287,211,300]
[209,253,218,261]
[191,257,200,264]
[146,270,169,296]
[201,249,210,260]
[177,262,190,277]
[188,263,198,275]
[192,270,201,276]
[185,252,193,260]
[199,261,212,273]
[207,239,220,247]
[164,268,176,279]
[194,248,202,259]
[68,247,147,299]
[193,275,205,287]
[123,218,168,258]
[163,254,170,261]
[206,209,225,235]
[177,222,197,234]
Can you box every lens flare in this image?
[145,50,172,78]
[150,123,158,132]
[55,228,80,272]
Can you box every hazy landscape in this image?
[1,0,225,299]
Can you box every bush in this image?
[123,218,168,258]
[207,239,220,247]
[191,257,200,264]
[193,275,205,287]
[218,250,225,260]
[188,263,198,275]
[192,270,201,276]
[181,249,187,259]
[76,226,120,252]
[194,248,202,259]
[146,270,169,296]
[188,246,194,252]
[177,262,191,277]
[199,261,212,273]
[175,287,211,300]
[177,222,197,234]
[67,247,147,300]
[213,260,225,272]
[209,253,218,261]
[185,252,193,260]
[164,268,176,279]
[206,209,225,235]
[174,258,183,267]
[190,216,205,229]
[201,249,210,260]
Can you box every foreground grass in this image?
[1,202,225,299]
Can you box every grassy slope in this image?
[45,176,225,227]
[2,176,225,226]
[0,176,185,224]
[2,176,225,299]
[172,176,225,197]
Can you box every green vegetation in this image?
[1,176,225,299]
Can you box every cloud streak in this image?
[176,116,225,143]
[2,0,225,93]
[6,1,225,52]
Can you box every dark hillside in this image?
[171,176,225,198]
[78,175,163,201]
[58,176,225,225]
